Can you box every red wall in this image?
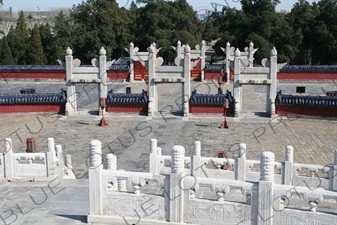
[0,104,65,114]
[106,103,148,113]
[276,105,337,118]
[190,104,233,114]
[277,72,337,80]
[1,71,65,79]
[107,71,129,81]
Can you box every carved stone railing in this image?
[89,139,337,224]
[149,139,337,191]
[1,137,75,181]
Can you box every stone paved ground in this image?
[0,79,336,224]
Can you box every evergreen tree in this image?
[0,36,15,64]
[6,26,20,64]
[27,24,45,64]
[53,10,75,61]
[14,11,29,64]
[39,23,56,64]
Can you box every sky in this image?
[2,0,316,14]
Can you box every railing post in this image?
[330,150,337,191]
[65,47,76,115]
[191,141,202,177]
[169,145,185,223]
[4,138,13,180]
[257,151,275,225]
[268,47,277,117]
[47,138,56,177]
[233,48,241,117]
[129,42,134,82]
[149,138,158,173]
[99,47,107,115]
[89,140,103,216]
[183,45,191,117]
[283,146,293,185]
[235,143,246,180]
[201,40,205,82]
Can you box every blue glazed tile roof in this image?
[0,89,67,105]
[279,65,337,72]
[275,90,337,107]
[106,89,148,104]
[0,65,65,71]
[189,90,233,105]
[108,64,130,71]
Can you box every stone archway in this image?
[147,43,192,118]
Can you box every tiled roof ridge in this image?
[0,89,67,105]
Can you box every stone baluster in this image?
[129,177,146,194]
[4,138,14,180]
[210,184,230,201]
[149,139,158,173]
[235,143,246,181]
[105,153,117,171]
[55,145,63,166]
[191,141,202,177]
[303,192,324,212]
[257,151,275,225]
[89,140,103,216]
[169,145,185,223]
[330,150,337,190]
[283,146,293,185]
[118,180,127,192]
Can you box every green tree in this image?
[26,24,45,64]
[14,11,29,64]
[70,0,131,63]
[134,0,203,63]
[52,10,75,61]
[39,23,57,64]
[0,36,15,64]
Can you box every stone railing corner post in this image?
[257,151,275,225]
[169,145,185,223]
[88,140,103,216]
